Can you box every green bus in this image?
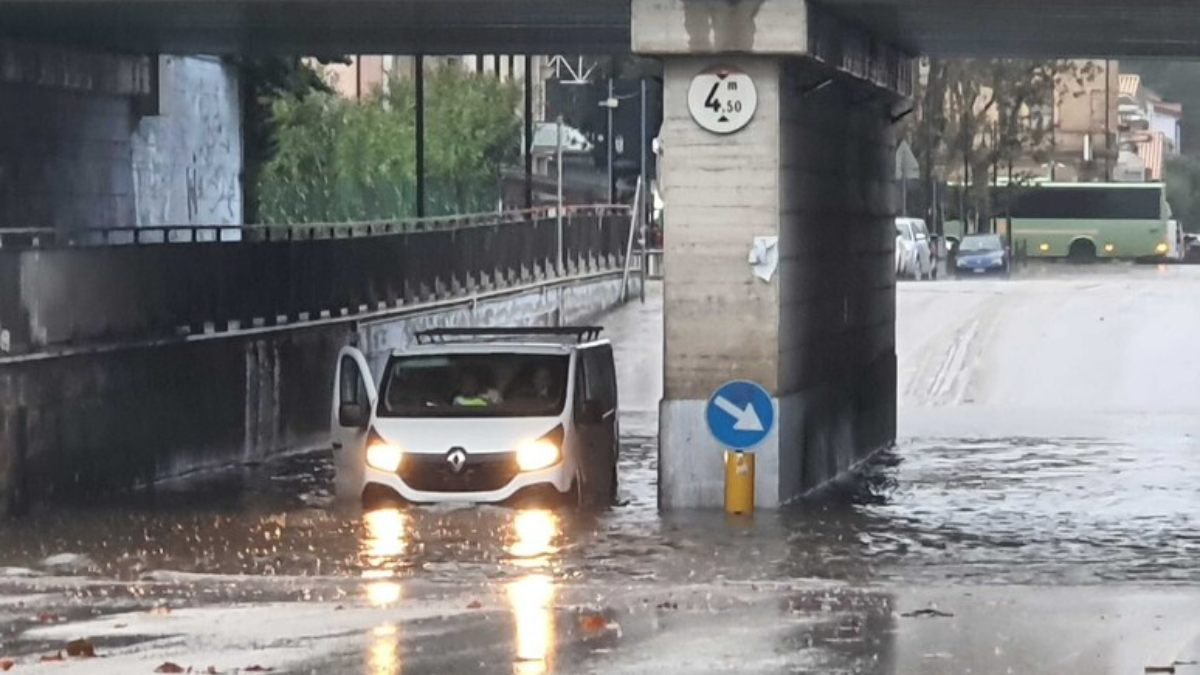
[945,182,1172,262]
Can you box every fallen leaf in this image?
[66,639,96,658]
[467,600,482,609]
[39,653,64,663]
[154,663,186,674]
[244,667,274,672]
[0,658,14,671]
[579,612,607,633]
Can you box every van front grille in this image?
[399,451,519,493]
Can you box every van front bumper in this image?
[363,463,573,505]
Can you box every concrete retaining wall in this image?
[0,274,632,513]
[0,42,240,231]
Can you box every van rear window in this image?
[378,353,569,418]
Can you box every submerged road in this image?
[1,269,1199,674]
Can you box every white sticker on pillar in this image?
[687,66,757,134]
[749,236,779,282]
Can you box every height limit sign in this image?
[687,65,758,135]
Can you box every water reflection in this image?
[508,510,559,565]
[369,622,401,675]
[508,574,556,675]
[362,507,407,606]
[363,507,408,564]
[507,509,560,675]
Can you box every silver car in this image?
[895,217,934,280]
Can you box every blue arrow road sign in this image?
[705,380,775,450]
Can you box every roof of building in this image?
[1152,100,1183,117]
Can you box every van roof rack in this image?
[414,326,604,345]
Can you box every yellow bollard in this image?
[724,450,755,514]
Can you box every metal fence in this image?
[0,206,631,355]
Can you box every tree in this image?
[1166,155,1200,231]
[236,57,344,224]
[257,68,521,223]
[907,58,1097,232]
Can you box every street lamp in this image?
[598,90,618,204]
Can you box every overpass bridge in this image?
[4,0,1200,56]
[4,0,1200,511]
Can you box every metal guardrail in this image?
[0,207,622,250]
[0,206,631,355]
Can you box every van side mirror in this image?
[339,402,368,429]
[579,400,605,424]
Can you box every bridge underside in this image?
[4,0,1200,57]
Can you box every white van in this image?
[332,327,619,508]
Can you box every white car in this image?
[332,327,619,509]
[895,217,935,280]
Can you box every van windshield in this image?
[379,353,569,418]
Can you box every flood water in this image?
[2,431,1196,588]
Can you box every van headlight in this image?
[516,439,562,472]
[367,441,404,473]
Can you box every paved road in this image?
[1,271,1198,674]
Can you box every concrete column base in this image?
[659,398,781,509]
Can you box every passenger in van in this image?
[453,370,502,407]
[509,366,558,403]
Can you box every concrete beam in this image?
[0,39,150,96]
[633,0,915,98]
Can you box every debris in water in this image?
[901,608,954,618]
[0,658,14,671]
[467,600,483,609]
[65,639,96,658]
[154,663,186,673]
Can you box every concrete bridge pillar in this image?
[634,0,910,508]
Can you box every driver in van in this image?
[453,370,502,407]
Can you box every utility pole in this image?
[607,77,615,203]
[556,115,564,275]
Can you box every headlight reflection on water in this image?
[369,622,401,675]
[506,509,561,674]
[508,574,556,675]
[508,510,559,565]
[362,507,407,607]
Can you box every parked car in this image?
[1183,231,1200,263]
[954,233,1010,277]
[895,217,935,280]
[332,327,619,509]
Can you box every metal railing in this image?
[0,206,631,355]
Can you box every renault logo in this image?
[446,448,468,473]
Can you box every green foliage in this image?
[1166,155,1200,231]
[237,57,340,224]
[258,69,521,223]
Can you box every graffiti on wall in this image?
[132,56,242,227]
